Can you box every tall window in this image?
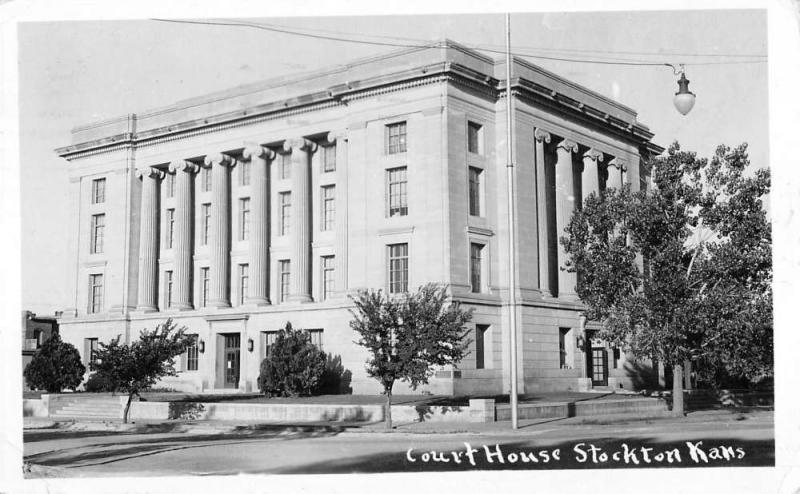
[239,160,251,186]
[239,197,251,240]
[470,243,484,293]
[165,270,174,308]
[280,153,291,180]
[91,178,106,204]
[166,209,175,249]
[202,166,212,192]
[323,144,336,172]
[201,267,210,308]
[166,173,175,198]
[322,255,335,301]
[279,260,291,302]
[239,264,249,305]
[387,121,407,154]
[475,324,489,369]
[321,185,335,231]
[468,167,482,216]
[307,329,324,352]
[264,330,279,357]
[388,243,408,294]
[85,338,99,366]
[201,203,211,245]
[559,327,570,369]
[387,167,408,217]
[279,192,291,236]
[186,335,199,371]
[90,213,105,254]
[88,274,103,313]
[467,121,483,154]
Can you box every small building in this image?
[22,310,59,389]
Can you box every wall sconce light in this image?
[199,340,205,353]
[247,338,254,352]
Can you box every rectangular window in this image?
[88,274,103,313]
[467,121,483,154]
[33,329,43,349]
[201,203,211,245]
[239,197,251,241]
[279,192,291,236]
[239,160,251,186]
[202,166,212,192]
[475,324,489,369]
[387,121,407,154]
[264,330,279,357]
[239,264,249,305]
[90,213,105,254]
[166,208,175,249]
[388,243,409,294]
[322,255,335,301]
[321,185,335,231]
[613,347,621,369]
[186,335,199,371]
[165,270,174,308]
[387,167,408,217]
[166,173,175,198]
[308,329,324,352]
[469,167,482,216]
[559,327,570,369]
[85,337,99,366]
[280,153,291,180]
[323,144,336,172]
[91,178,106,204]
[470,243,483,293]
[279,260,291,302]
[201,267,210,308]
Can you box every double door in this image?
[223,334,240,389]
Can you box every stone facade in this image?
[56,40,662,395]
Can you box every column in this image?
[606,158,626,191]
[284,137,316,303]
[135,166,164,312]
[168,160,198,310]
[555,138,578,299]
[582,148,603,203]
[327,130,349,297]
[534,128,551,296]
[205,153,234,308]
[242,145,275,305]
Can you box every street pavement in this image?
[23,408,774,477]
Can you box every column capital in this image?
[534,128,551,143]
[583,148,604,162]
[135,166,164,180]
[556,138,578,153]
[168,160,199,174]
[283,137,317,154]
[609,157,628,171]
[326,129,348,144]
[203,153,235,167]
[242,144,276,161]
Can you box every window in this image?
[201,203,211,245]
[166,173,175,198]
[323,144,336,172]
[475,324,489,369]
[321,255,335,301]
[90,213,105,254]
[279,260,291,302]
[85,338,99,366]
[470,243,484,293]
[239,160,251,186]
[88,274,103,313]
[469,167,482,216]
[559,327,570,369]
[166,208,175,249]
[239,197,251,241]
[388,243,409,294]
[280,153,291,180]
[201,267,210,308]
[186,335,199,371]
[387,121,407,154]
[387,167,408,217]
[307,329,324,352]
[202,166,212,192]
[279,192,291,236]
[239,264,249,305]
[264,330,279,357]
[467,121,483,154]
[613,347,621,369]
[33,329,43,349]
[165,270,174,308]
[321,186,335,231]
[91,178,106,204]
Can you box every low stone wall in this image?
[23,399,48,418]
[496,398,667,421]
[128,401,388,422]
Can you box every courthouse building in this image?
[56,40,662,395]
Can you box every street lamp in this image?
[671,65,696,116]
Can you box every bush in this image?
[84,372,117,392]
[24,333,85,393]
[257,322,326,397]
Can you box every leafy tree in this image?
[562,142,771,416]
[257,322,326,397]
[24,333,85,392]
[91,319,191,423]
[350,283,473,429]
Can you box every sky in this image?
[17,10,770,316]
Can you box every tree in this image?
[91,319,191,423]
[24,333,85,392]
[350,283,473,430]
[257,322,327,397]
[562,142,771,416]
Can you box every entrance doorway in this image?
[590,347,608,386]
[223,334,241,389]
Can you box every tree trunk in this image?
[672,363,685,417]
[123,391,135,424]
[384,384,393,431]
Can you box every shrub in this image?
[84,372,117,392]
[24,333,86,393]
[257,322,326,397]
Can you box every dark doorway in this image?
[590,347,608,386]
[224,334,241,389]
